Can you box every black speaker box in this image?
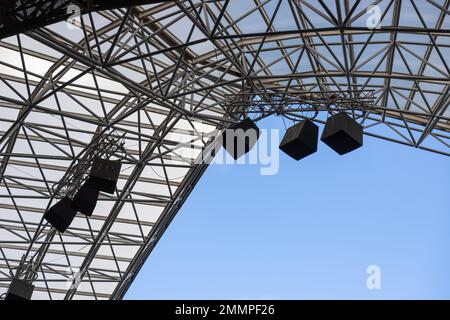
[280,119,319,160]
[71,180,100,216]
[5,278,35,300]
[222,117,260,160]
[321,112,363,155]
[44,196,77,233]
[89,158,122,194]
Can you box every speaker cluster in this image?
[3,278,35,300]
[222,113,363,162]
[41,113,362,275]
[280,112,363,160]
[44,157,122,233]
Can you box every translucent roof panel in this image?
[0,0,449,300]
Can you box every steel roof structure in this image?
[0,0,449,300]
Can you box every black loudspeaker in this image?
[222,117,260,160]
[321,112,363,155]
[279,119,319,160]
[89,158,122,194]
[71,180,99,216]
[5,278,35,300]
[44,196,77,233]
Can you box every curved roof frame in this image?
[0,0,448,299]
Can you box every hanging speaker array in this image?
[321,112,363,155]
[44,157,122,233]
[42,114,362,235]
[88,157,122,194]
[221,113,363,162]
[223,117,260,160]
[279,119,319,160]
[44,196,77,233]
[4,278,35,300]
[71,179,100,217]
[280,112,363,160]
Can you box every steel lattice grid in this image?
[0,0,448,299]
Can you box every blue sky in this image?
[126,116,450,300]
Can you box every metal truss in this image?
[0,0,449,300]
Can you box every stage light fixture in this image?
[321,112,363,155]
[71,179,100,216]
[43,196,77,233]
[4,278,35,300]
[222,117,260,160]
[279,119,319,160]
[88,157,122,194]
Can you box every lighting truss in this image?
[0,0,449,300]
[224,90,376,121]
